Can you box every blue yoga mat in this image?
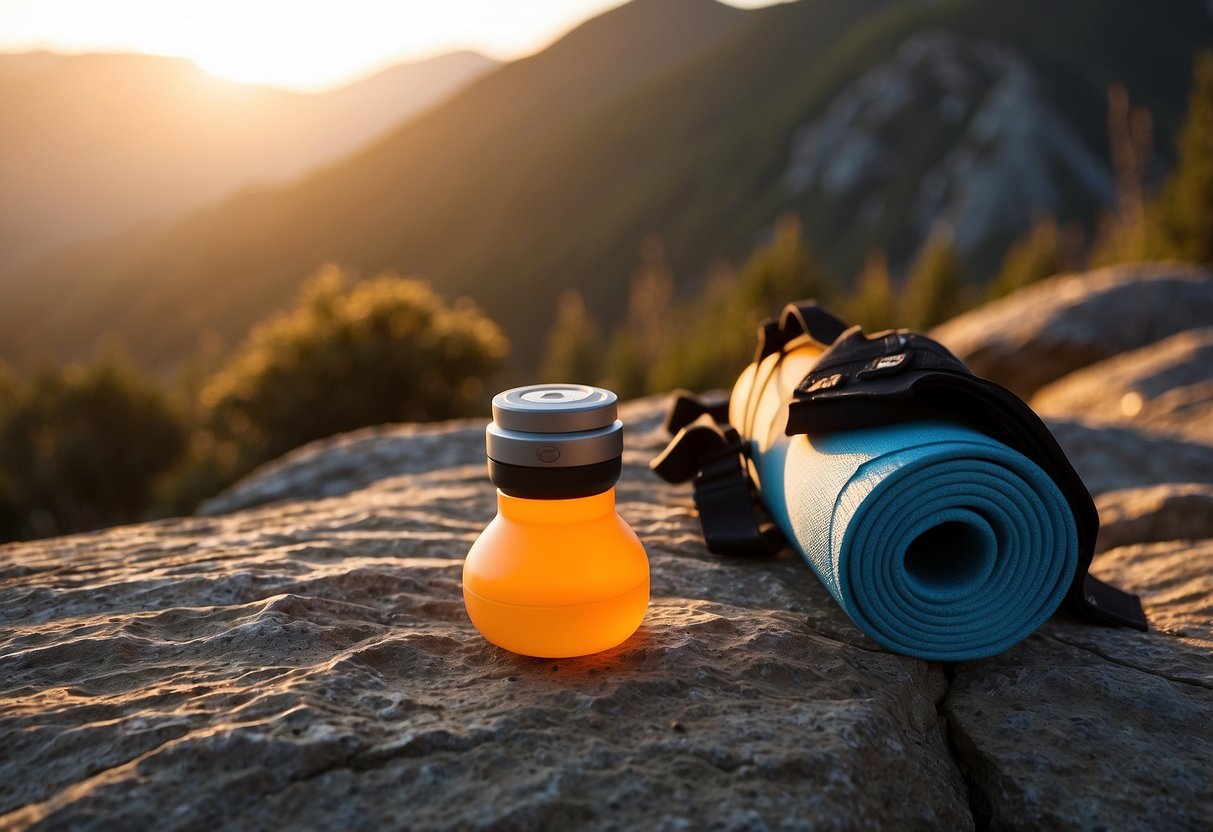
[753,420,1078,661]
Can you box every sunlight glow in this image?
[0,0,649,90]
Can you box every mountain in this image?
[0,49,498,273]
[2,0,1210,374]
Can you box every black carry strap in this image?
[755,300,849,360]
[652,301,1147,631]
[651,406,783,556]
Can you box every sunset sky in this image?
[0,0,770,91]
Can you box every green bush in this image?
[198,266,508,483]
[0,354,187,540]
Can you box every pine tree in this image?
[1147,51,1213,263]
[539,290,604,384]
[902,234,962,330]
[989,216,1083,299]
[1089,84,1154,266]
[604,236,674,397]
[737,214,832,316]
[847,250,897,331]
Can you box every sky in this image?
[0,0,773,91]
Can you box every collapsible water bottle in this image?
[463,384,649,657]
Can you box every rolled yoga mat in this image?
[752,419,1079,661]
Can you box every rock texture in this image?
[1032,329,1213,444]
[4,268,1213,830]
[1095,484,1213,553]
[1044,419,1213,497]
[931,263,1213,398]
[1,398,974,831]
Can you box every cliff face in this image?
[2,266,1212,830]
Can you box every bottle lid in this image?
[491,384,617,433]
[486,384,624,498]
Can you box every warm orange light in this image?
[463,488,649,658]
[0,0,646,92]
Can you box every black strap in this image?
[755,301,849,361]
[650,413,783,556]
[663,389,730,436]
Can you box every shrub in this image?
[0,354,187,540]
[198,266,508,482]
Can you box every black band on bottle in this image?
[488,457,622,500]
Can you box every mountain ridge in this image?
[0,48,499,273]
[2,0,1210,373]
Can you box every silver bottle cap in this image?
[487,384,622,469]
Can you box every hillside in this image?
[2,0,1210,373]
[0,49,497,273]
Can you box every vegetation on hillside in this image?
[2,50,1212,544]
[0,354,186,540]
[4,0,1208,373]
[1,270,507,541]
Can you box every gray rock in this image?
[1032,328,1213,444]
[4,394,1212,830]
[1046,418,1213,496]
[0,397,971,831]
[944,539,1213,831]
[1095,483,1213,553]
[932,264,1213,398]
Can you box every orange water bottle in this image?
[463,384,650,657]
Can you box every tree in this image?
[989,216,1083,299]
[539,290,604,384]
[200,266,508,480]
[847,250,897,331]
[0,353,187,540]
[651,265,753,394]
[902,233,963,330]
[737,214,833,317]
[1147,51,1213,263]
[604,236,675,398]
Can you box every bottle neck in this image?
[497,488,616,524]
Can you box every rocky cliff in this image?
[2,265,1210,830]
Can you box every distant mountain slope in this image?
[0,49,497,272]
[2,0,1210,374]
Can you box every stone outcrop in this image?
[1,398,975,831]
[1033,328,1213,444]
[1045,419,1213,497]
[1094,483,1213,553]
[4,267,1212,830]
[931,263,1213,398]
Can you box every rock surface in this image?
[1032,328,1213,444]
[5,267,1213,830]
[1,398,974,831]
[1095,483,1213,553]
[931,263,1213,398]
[1045,419,1213,497]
